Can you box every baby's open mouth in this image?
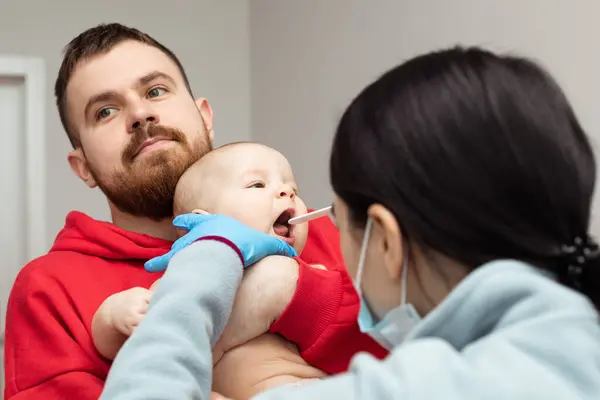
[273,209,295,241]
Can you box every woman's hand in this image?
[145,213,298,272]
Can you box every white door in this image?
[0,57,46,393]
[0,76,26,388]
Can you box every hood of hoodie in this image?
[50,211,173,261]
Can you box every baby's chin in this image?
[291,230,308,255]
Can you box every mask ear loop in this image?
[355,218,373,296]
[400,247,408,305]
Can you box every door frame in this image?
[0,56,47,260]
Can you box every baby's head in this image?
[174,142,308,254]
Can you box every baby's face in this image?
[190,145,308,254]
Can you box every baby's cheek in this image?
[218,205,270,233]
[293,225,309,254]
[240,212,273,234]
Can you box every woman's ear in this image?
[368,204,404,281]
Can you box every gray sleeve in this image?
[250,332,593,399]
[100,239,244,400]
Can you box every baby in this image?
[92,142,325,396]
[173,141,310,254]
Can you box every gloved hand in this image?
[145,213,298,272]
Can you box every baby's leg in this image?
[254,376,322,390]
[213,333,326,400]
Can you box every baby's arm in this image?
[212,257,324,364]
[91,286,154,360]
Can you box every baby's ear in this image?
[191,209,210,215]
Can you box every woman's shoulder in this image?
[411,258,599,349]
[367,259,600,399]
[446,258,595,319]
[402,258,600,395]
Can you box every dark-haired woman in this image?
[101,47,600,399]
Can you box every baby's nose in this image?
[277,187,295,198]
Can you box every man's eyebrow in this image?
[84,91,119,119]
[83,71,177,120]
[137,71,176,87]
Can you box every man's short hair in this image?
[54,23,193,148]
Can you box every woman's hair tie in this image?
[559,235,600,290]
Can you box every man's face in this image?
[66,40,213,220]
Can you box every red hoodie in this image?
[4,211,387,399]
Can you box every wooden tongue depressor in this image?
[287,206,332,225]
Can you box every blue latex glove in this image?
[145,213,298,272]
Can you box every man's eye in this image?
[96,107,116,121]
[248,182,265,189]
[148,87,167,98]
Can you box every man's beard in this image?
[88,124,212,221]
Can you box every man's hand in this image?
[212,256,300,364]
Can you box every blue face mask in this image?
[354,218,421,350]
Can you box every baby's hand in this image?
[92,286,154,359]
[104,287,152,336]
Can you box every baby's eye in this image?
[248,182,265,189]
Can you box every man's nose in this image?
[126,103,160,133]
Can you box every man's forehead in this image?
[67,41,182,104]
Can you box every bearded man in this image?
[3,23,385,400]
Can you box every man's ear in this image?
[68,148,97,188]
[195,97,214,142]
[368,204,404,281]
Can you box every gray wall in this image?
[250,0,600,234]
[0,0,251,245]
[2,0,600,245]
